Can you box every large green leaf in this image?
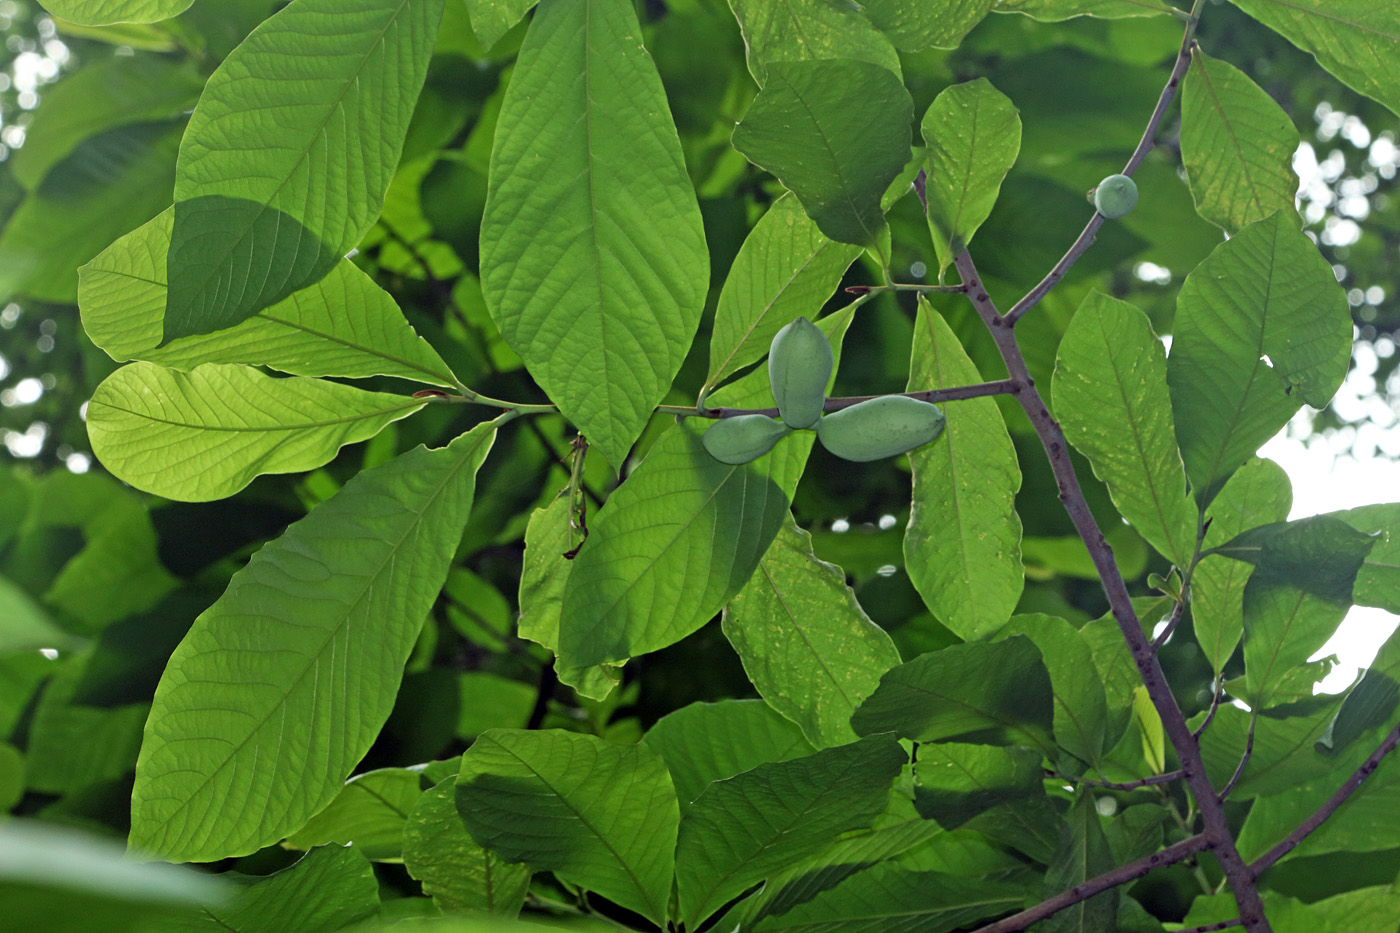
[675,734,906,928]
[164,845,380,933]
[455,729,678,927]
[726,0,902,86]
[921,78,1022,276]
[722,516,903,748]
[129,425,495,862]
[1236,761,1400,863]
[1318,627,1400,756]
[1228,0,1400,119]
[732,59,913,247]
[751,863,1024,933]
[998,614,1109,771]
[281,768,422,861]
[164,0,444,340]
[912,742,1046,828]
[87,363,426,502]
[1330,503,1400,613]
[403,778,531,915]
[37,0,193,25]
[463,0,535,50]
[81,209,457,387]
[861,0,992,51]
[1195,703,1342,799]
[1181,50,1300,234]
[705,192,861,391]
[1167,211,1351,499]
[851,637,1055,751]
[1191,457,1293,675]
[556,421,788,668]
[479,0,709,470]
[1055,292,1196,568]
[905,300,1022,640]
[643,699,815,809]
[6,57,202,191]
[1040,794,1118,933]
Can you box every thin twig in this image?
[1178,921,1243,933]
[1002,25,1199,326]
[844,283,968,295]
[1194,679,1225,741]
[953,250,1272,932]
[969,834,1212,933]
[1218,713,1257,801]
[1152,599,1186,650]
[1250,718,1400,874]
[1086,769,1186,791]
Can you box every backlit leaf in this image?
[479,0,709,469]
[403,778,531,915]
[862,0,992,51]
[726,0,902,86]
[37,0,193,25]
[129,425,495,862]
[87,363,426,502]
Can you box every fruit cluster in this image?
[702,317,946,464]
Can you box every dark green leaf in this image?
[403,778,531,915]
[998,614,1109,770]
[913,742,1045,828]
[675,734,906,928]
[851,636,1055,751]
[732,59,913,247]
[1040,794,1118,933]
[1214,515,1377,602]
[455,729,678,926]
[463,0,534,50]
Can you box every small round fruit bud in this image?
[1093,174,1138,219]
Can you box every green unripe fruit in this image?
[702,414,792,464]
[816,395,946,462]
[768,316,833,430]
[1093,174,1138,219]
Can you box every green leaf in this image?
[1228,0,1400,119]
[705,192,861,391]
[1181,49,1300,233]
[1214,515,1377,602]
[129,425,496,862]
[905,298,1023,641]
[1167,212,1351,499]
[169,845,380,933]
[44,499,178,633]
[750,863,1024,933]
[1242,578,1352,711]
[723,516,902,748]
[516,496,620,700]
[0,821,227,933]
[913,742,1046,828]
[479,0,709,470]
[921,78,1022,276]
[644,699,815,809]
[403,778,531,915]
[851,636,1055,751]
[1040,794,1118,933]
[164,0,444,341]
[1054,292,1196,568]
[0,574,76,653]
[1191,457,1293,674]
[81,209,458,387]
[1236,763,1400,863]
[1195,703,1342,799]
[6,56,202,191]
[726,0,902,86]
[455,729,678,927]
[557,421,788,668]
[998,614,1109,770]
[675,734,906,928]
[861,0,992,51]
[36,0,193,25]
[732,59,913,247]
[282,768,423,860]
[87,363,427,502]
[1329,503,1400,613]
[463,0,534,50]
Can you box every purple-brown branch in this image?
[969,834,1212,933]
[1250,719,1400,874]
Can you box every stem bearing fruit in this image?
[816,396,946,462]
[1093,173,1139,219]
[702,414,793,464]
[768,316,833,430]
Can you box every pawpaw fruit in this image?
[768,316,832,430]
[702,414,792,464]
[1093,174,1138,219]
[816,395,945,462]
